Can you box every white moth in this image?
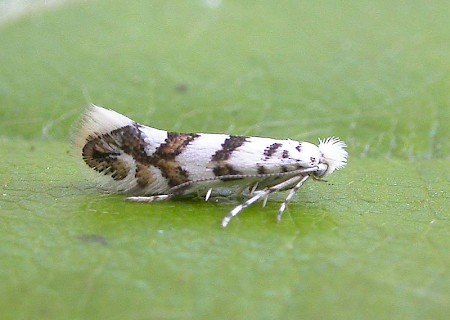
[74,105,348,227]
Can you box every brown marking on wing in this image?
[212,163,242,177]
[82,132,130,180]
[82,125,200,188]
[264,142,282,158]
[210,136,247,178]
[211,136,247,162]
[257,165,267,175]
[135,163,157,188]
[117,124,149,163]
[150,132,199,187]
[154,132,198,157]
[81,124,150,181]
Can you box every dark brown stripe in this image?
[135,163,157,188]
[154,160,190,187]
[154,132,199,158]
[257,165,267,175]
[264,143,282,158]
[282,150,290,159]
[150,132,199,187]
[211,136,247,162]
[82,126,141,180]
[213,164,242,178]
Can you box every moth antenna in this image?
[126,194,174,203]
[168,166,320,194]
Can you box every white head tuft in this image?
[317,137,348,177]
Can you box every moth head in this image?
[292,141,323,168]
[315,137,348,178]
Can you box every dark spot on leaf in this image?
[77,234,108,246]
[175,83,188,93]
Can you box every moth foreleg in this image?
[277,175,310,222]
[222,190,269,228]
[222,175,307,227]
[126,194,174,203]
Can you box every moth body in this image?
[74,105,347,226]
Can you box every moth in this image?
[74,105,348,227]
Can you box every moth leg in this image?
[249,182,259,196]
[277,175,310,222]
[222,190,269,227]
[262,194,269,207]
[222,175,306,227]
[205,188,213,201]
[126,194,174,203]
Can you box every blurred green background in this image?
[0,1,448,319]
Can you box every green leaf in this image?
[0,1,449,319]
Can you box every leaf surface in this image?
[0,1,449,319]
